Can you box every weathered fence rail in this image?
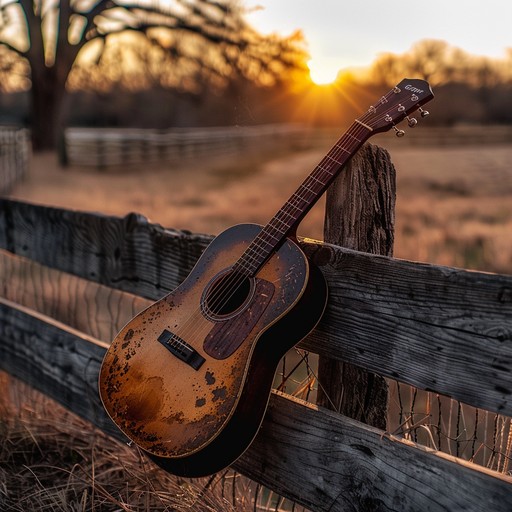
[63,124,311,168]
[0,125,30,193]
[1,143,512,510]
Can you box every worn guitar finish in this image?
[100,223,326,475]
[99,78,434,477]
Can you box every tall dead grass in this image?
[0,375,234,511]
[0,373,307,511]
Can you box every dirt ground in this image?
[8,138,512,273]
[9,148,328,238]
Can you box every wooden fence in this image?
[0,125,30,193]
[0,144,511,510]
[62,124,512,170]
[63,124,311,168]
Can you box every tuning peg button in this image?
[407,116,418,127]
[394,126,405,137]
[419,107,430,118]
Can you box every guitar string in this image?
[233,87,414,274]
[234,117,373,271]
[164,124,370,355]
[166,91,418,355]
[205,111,379,279]
[165,99,404,355]
[193,86,409,293]
[164,125,367,354]
[165,99,406,355]
[233,88,419,276]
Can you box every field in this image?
[2,128,512,510]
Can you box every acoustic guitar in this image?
[99,78,434,477]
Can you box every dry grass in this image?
[391,144,512,273]
[0,375,225,511]
[0,374,304,511]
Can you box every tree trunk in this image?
[29,65,67,151]
[316,143,395,430]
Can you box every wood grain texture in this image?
[317,143,393,428]
[1,198,512,415]
[0,299,510,511]
[0,198,211,300]
[0,298,121,440]
[236,392,512,512]
[0,249,151,341]
[323,143,396,256]
[302,241,512,416]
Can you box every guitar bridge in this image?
[158,329,206,371]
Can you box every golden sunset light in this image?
[1,0,512,510]
[307,59,339,86]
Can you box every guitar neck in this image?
[234,121,372,276]
[232,77,435,277]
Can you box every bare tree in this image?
[0,0,306,150]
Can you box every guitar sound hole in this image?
[203,270,253,318]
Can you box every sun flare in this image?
[307,59,339,86]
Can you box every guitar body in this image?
[99,223,327,476]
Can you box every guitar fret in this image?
[260,234,278,249]
[308,174,332,192]
[300,182,317,194]
[332,144,351,155]
[324,154,341,166]
[243,226,288,268]
[261,231,280,242]
[283,197,303,213]
[276,210,300,226]
[317,163,334,176]
[272,219,291,233]
[267,222,288,237]
[345,132,362,143]
[255,237,274,249]
[235,118,381,276]
[234,253,260,275]
[308,174,325,186]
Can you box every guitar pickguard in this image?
[203,278,275,359]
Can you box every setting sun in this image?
[307,59,339,85]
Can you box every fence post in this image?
[316,143,396,429]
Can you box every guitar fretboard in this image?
[229,78,434,276]
[232,121,371,276]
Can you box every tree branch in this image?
[81,0,113,36]
[0,40,26,58]
[18,0,45,65]
[91,2,242,46]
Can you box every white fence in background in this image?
[0,126,30,194]
[63,124,312,169]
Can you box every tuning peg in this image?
[419,107,430,118]
[406,116,418,127]
[393,126,405,137]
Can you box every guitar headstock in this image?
[359,78,434,136]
